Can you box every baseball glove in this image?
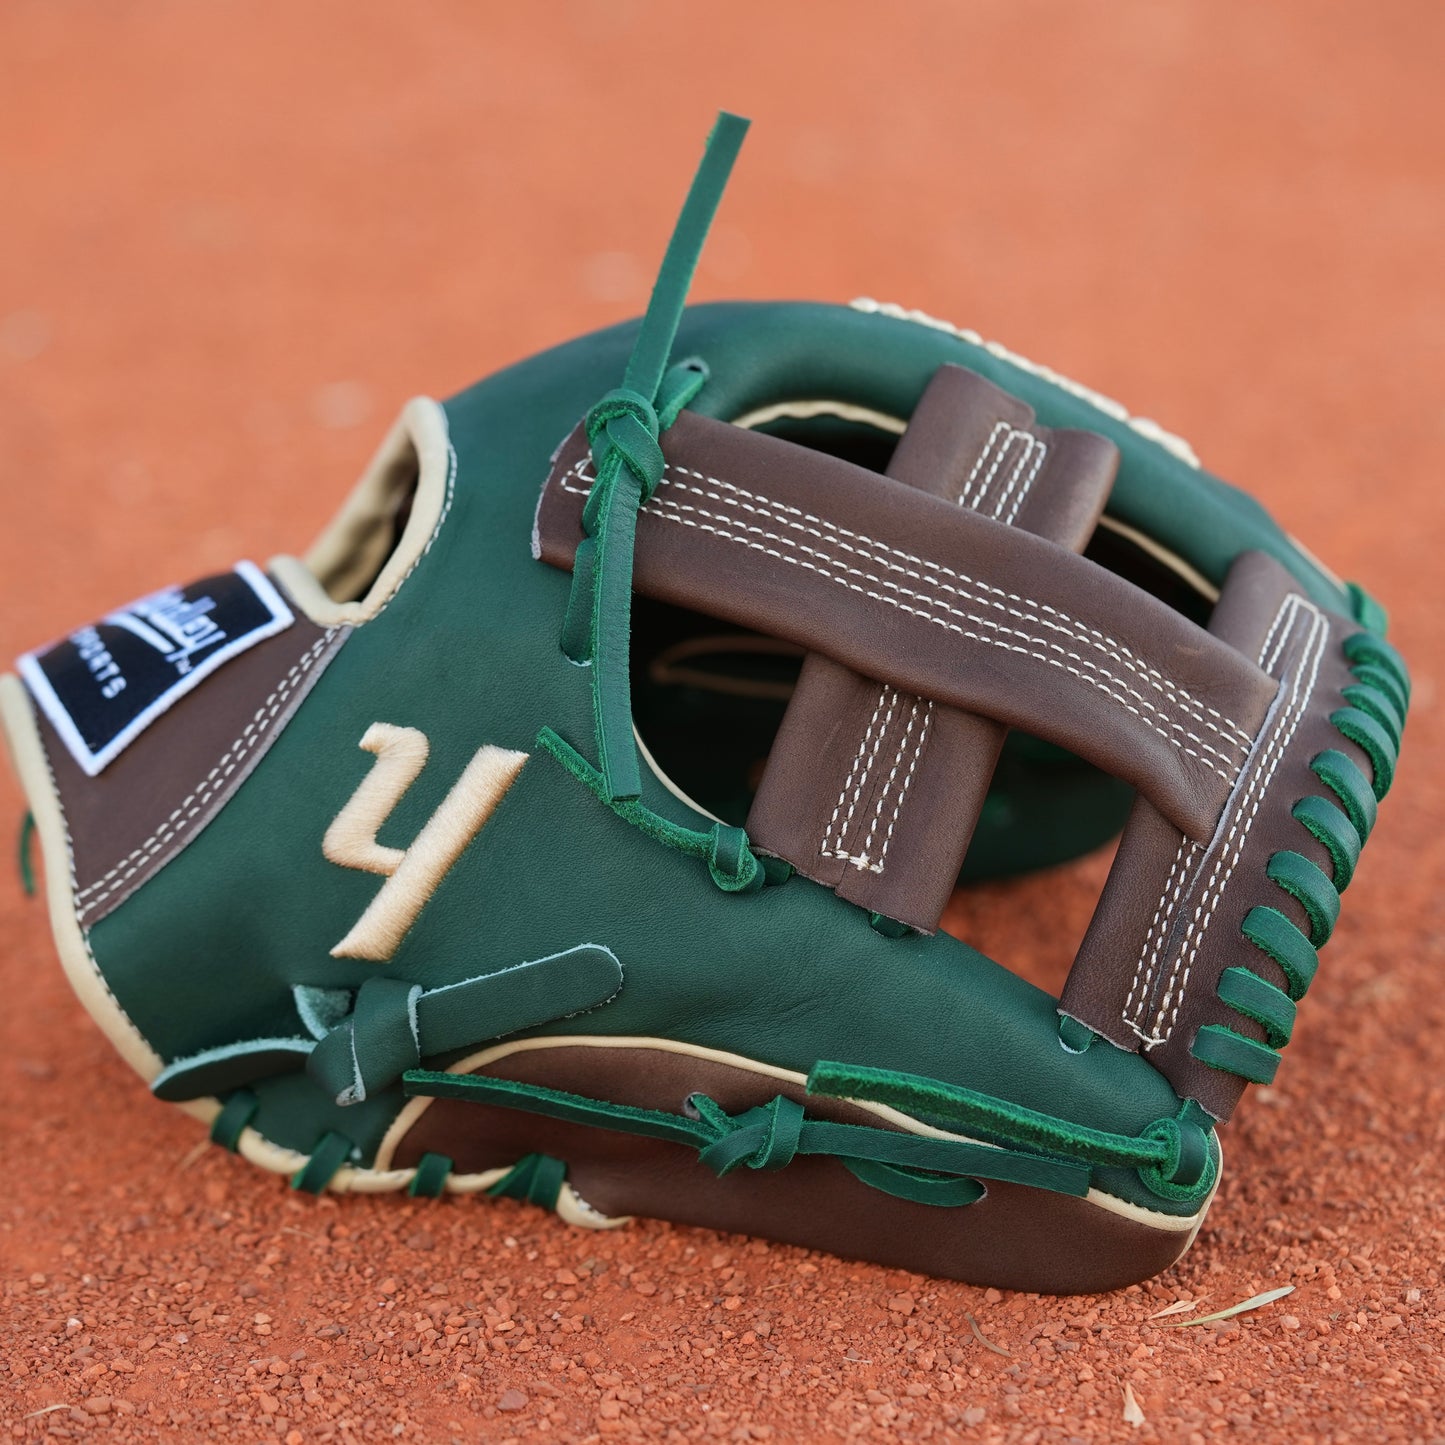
[4,114,1408,1293]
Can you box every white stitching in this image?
[996,434,1048,526]
[823,418,1031,882]
[75,631,339,917]
[1121,832,1190,1023]
[873,700,932,872]
[849,298,1202,469]
[604,456,1250,745]
[858,696,922,865]
[562,457,1252,753]
[965,425,1020,511]
[820,685,891,856]
[642,492,1239,780]
[1258,601,1290,671]
[820,687,898,863]
[1142,597,1326,1045]
[661,457,1247,741]
[1121,592,1308,1039]
[957,422,1009,508]
[563,467,1244,782]
[1126,840,1204,1038]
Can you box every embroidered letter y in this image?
[323,722,527,960]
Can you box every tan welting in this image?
[322,722,431,875]
[850,298,1202,468]
[371,1034,1216,1235]
[732,398,907,436]
[0,676,162,1081]
[331,741,529,961]
[271,396,454,627]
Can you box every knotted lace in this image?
[546,111,767,894]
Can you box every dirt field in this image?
[2,3,1442,1440]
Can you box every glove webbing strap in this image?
[746,363,1117,930]
[1061,556,1407,1119]
[536,405,1278,856]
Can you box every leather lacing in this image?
[1192,626,1409,1085]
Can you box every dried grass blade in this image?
[1160,1284,1294,1327]
[965,1312,1011,1356]
[1147,1298,1202,1319]
[1122,1381,1146,1427]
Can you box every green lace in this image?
[546,111,768,895]
[1193,617,1409,1085]
[403,1062,1216,1208]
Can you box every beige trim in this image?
[0,675,162,1081]
[732,398,907,436]
[850,298,1202,468]
[271,397,455,627]
[370,1033,1214,1235]
[330,740,528,961]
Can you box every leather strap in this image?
[536,401,1277,852]
[1060,550,1367,1119]
[745,365,1117,928]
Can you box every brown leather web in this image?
[535,368,1365,1120]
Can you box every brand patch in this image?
[18,561,294,776]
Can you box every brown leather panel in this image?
[33,584,348,927]
[1060,552,1366,1119]
[393,1045,1200,1293]
[747,365,1116,928]
[537,409,1275,842]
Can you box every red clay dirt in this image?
[2,3,1443,1441]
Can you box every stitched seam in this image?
[644,485,1245,770]
[1123,836,1196,1032]
[819,686,891,856]
[563,460,1251,754]
[859,696,922,865]
[1144,597,1326,1045]
[827,420,1031,884]
[647,492,1240,777]
[821,687,898,861]
[875,700,932,871]
[1141,596,1304,1041]
[966,426,1022,511]
[563,471,1241,782]
[956,422,1009,508]
[574,475,1240,782]
[75,632,339,916]
[1258,601,1290,674]
[562,457,1251,748]
[60,439,448,915]
[569,456,1244,740]
[996,435,1048,525]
